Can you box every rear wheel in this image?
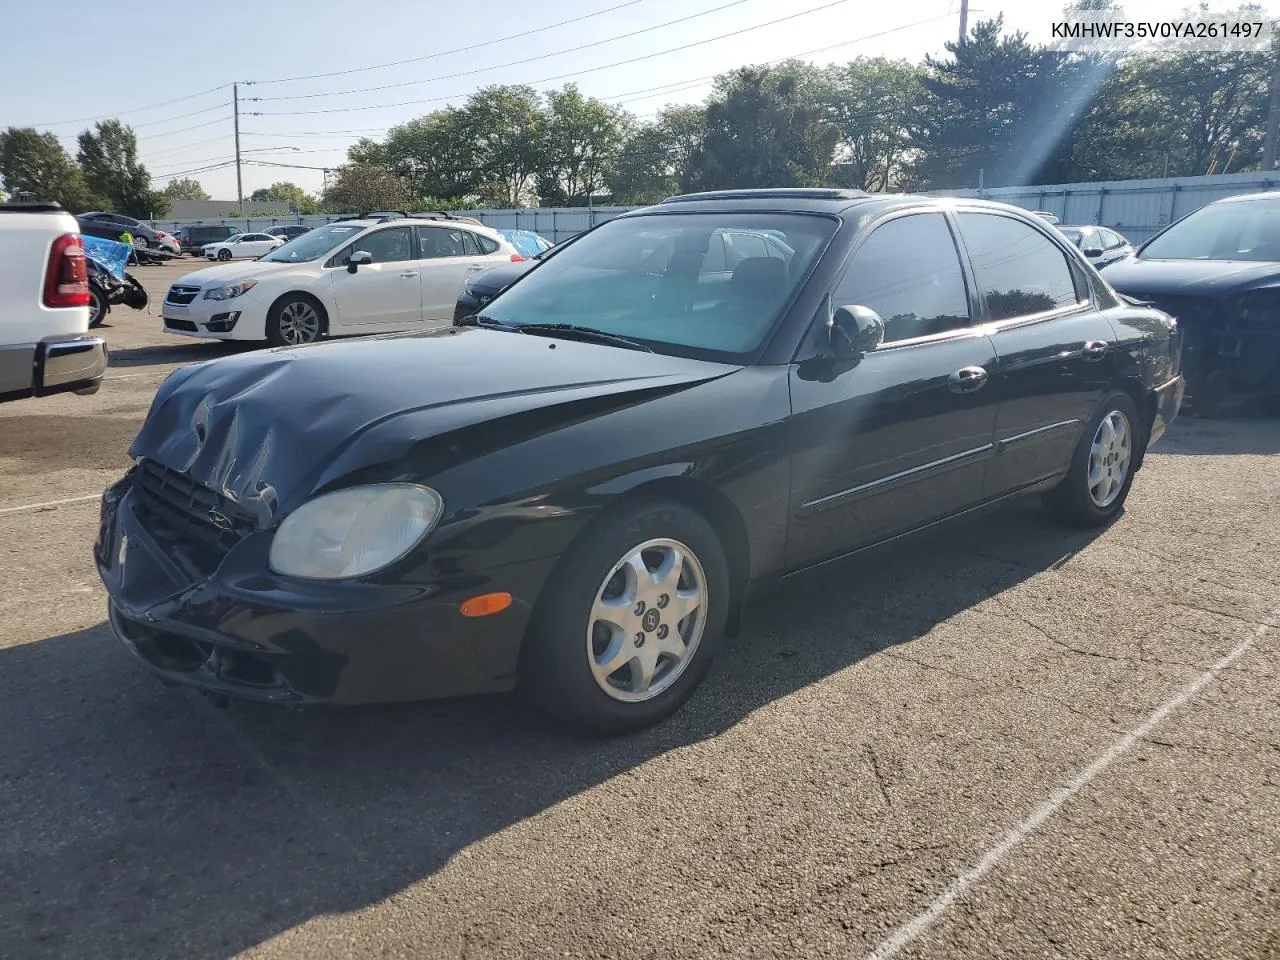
[1043,391,1141,528]
[266,295,325,347]
[521,500,730,736]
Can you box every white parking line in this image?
[865,610,1275,960]
[0,494,100,516]
[104,371,169,382]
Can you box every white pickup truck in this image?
[0,202,107,402]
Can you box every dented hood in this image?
[129,327,735,521]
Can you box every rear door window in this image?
[956,213,1081,321]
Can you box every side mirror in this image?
[829,304,885,358]
[1082,247,1104,259]
[347,250,374,273]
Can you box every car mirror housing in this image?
[1082,247,1104,258]
[348,250,374,273]
[829,304,885,358]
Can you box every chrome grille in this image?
[165,284,200,306]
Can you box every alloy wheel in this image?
[277,300,321,344]
[1088,409,1132,508]
[586,537,707,703]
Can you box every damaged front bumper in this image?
[94,470,553,705]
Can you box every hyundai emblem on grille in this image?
[207,510,234,531]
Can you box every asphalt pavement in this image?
[0,260,1276,960]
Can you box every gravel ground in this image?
[0,260,1276,960]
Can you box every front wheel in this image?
[1043,391,1142,528]
[521,500,730,736]
[88,282,108,327]
[217,248,232,261]
[266,295,325,347]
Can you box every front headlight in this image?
[268,483,443,580]
[204,279,258,301]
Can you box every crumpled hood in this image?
[129,328,735,522]
[1103,256,1280,299]
[172,260,299,288]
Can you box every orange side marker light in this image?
[459,592,513,618]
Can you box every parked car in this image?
[76,212,167,250]
[265,224,312,242]
[176,224,239,256]
[452,227,794,323]
[1031,210,1061,224]
[497,228,553,258]
[162,213,520,345]
[0,202,106,403]
[100,188,1183,734]
[1102,191,1280,415]
[201,233,284,261]
[1057,225,1134,269]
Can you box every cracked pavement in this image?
[0,263,1276,959]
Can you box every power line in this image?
[250,0,754,103]
[128,101,230,129]
[150,159,237,180]
[142,133,235,159]
[250,0,860,117]
[136,114,233,141]
[251,0,650,86]
[22,83,230,127]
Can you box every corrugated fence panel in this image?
[933,170,1280,242]
[146,173,1280,245]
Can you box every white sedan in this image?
[202,233,284,261]
[163,215,521,346]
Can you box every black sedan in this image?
[1102,191,1280,415]
[95,188,1184,735]
[453,257,539,323]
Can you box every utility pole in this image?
[1264,56,1280,171]
[958,0,969,44]
[233,82,244,208]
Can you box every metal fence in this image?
[930,169,1280,243]
[145,171,1280,245]
[145,206,640,245]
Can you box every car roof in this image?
[1211,191,1280,205]
[624,189,1053,222]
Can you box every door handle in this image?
[466,264,486,271]
[1083,340,1108,360]
[399,271,419,278]
[948,366,988,394]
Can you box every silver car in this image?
[1057,225,1134,270]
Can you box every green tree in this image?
[607,105,706,204]
[320,163,410,212]
[462,85,545,207]
[375,110,481,201]
[76,120,168,217]
[536,84,630,205]
[908,17,1112,189]
[0,127,100,210]
[162,177,209,201]
[818,58,923,191]
[249,180,317,212]
[685,62,838,191]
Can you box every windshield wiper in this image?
[514,323,654,353]
[473,315,518,330]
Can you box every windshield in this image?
[480,212,835,360]
[1141,198,1280,262]
[1058,228,1083,246]
[261,222,366,263]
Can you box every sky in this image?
[1,0,1221,200]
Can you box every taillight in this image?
[510,254,526,262]
[43,233,90,309]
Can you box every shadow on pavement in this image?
[107,342,259,369]
[1151,412,1280,457]
[0,501,1107,959]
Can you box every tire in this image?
[521,499,731,736]
[266,295,326,347]
[88,283,108,328]
[217,248,232,261]
[1042,390,1142,528]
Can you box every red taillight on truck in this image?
[43,233,90,308]
[510,254,526,262]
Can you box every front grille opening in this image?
[218,650,280,688]
[164,317,198,332]
[165,285,199,305]
[130,625,211,672]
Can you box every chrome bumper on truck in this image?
[0,335,108,402]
